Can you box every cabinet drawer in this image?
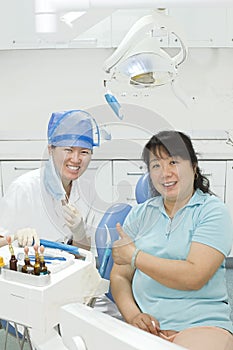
[112,184,137,206]
[113,160,146,186]
[1,160,42,194]
[198,161,226,187]
[211,186,225,202]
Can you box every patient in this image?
[111,130,233,350]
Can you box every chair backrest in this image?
[135,172,151,204]
[95,203,132,300]
[95,173,150,301]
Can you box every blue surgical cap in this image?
[47,110,100,150]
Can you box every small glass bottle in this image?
[39,245,48,275]
[9,254,18,271]
[6,236,18,271]
[33,244,41,276]
[21,246,34,274]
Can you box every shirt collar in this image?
[147,188,207,210]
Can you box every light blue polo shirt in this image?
[123,189,233,332]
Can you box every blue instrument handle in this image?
[40,239,79,255]
[99,246,111,277]
[29,255,66,261]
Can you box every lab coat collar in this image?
[69,179,80,202]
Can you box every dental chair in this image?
[135,172,151,204]
[95,203,132,301]
[95,173,150,301]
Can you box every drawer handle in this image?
[88,167,98,170]
[203,173,213,177]
[126,197,136,201]
[127,172,145,176]
[14,167,38,171]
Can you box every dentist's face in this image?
[149,148,195,207]
[49,146,92,184]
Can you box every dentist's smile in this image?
[67,165,81,171]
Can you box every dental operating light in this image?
[103,10,188,89]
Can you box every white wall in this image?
[0,47,233,139]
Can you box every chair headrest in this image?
[135,173,151,204]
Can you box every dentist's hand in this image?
[63,204,86,242]
[15,228,40,247]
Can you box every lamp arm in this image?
[103,10,188,73]
[103,14,157,73]
[171,31,188,66]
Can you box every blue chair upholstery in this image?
[95,203,132,300]
[135,172,151,204]
[95,173,151,301]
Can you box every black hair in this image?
[142,130,213,196]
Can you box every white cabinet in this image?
[198,160,226,202]
[112,160,146,205]
[0,160,42,195]
[0,159,113,206]
[226,161,233,257]
[1,5,233,49]
[111,159,228,206]
[82,160,113,207]
[169,8,228,48]
[0,163,2,197]
[226,161,233,221]
[0,158,232,210]
[65,8,233,49]
[226,9,233,47]
[110,9,152,48]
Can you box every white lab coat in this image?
[0,167,100,246]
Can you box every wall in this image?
[0,47,233,139]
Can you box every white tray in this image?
[0,246,75,274]
[2,267,51,287]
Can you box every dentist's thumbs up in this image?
[112,223,136,265]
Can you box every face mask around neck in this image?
[43,155,66,201]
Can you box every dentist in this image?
[0,109,100,250]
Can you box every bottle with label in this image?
[9,254,18,271]
[33,244,41,276]
[6,236,18,271]
[21,246,34,274]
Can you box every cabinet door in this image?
[0,162,2,197]
[226,161,233,220]
[1,160,42,195]
[198,161,226,202]
[169,8,228,47]
[227,9,233,47]
[111,9,154,47]
[112,160,146,205]
[82,160,113,207]
[226,161,233,257]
